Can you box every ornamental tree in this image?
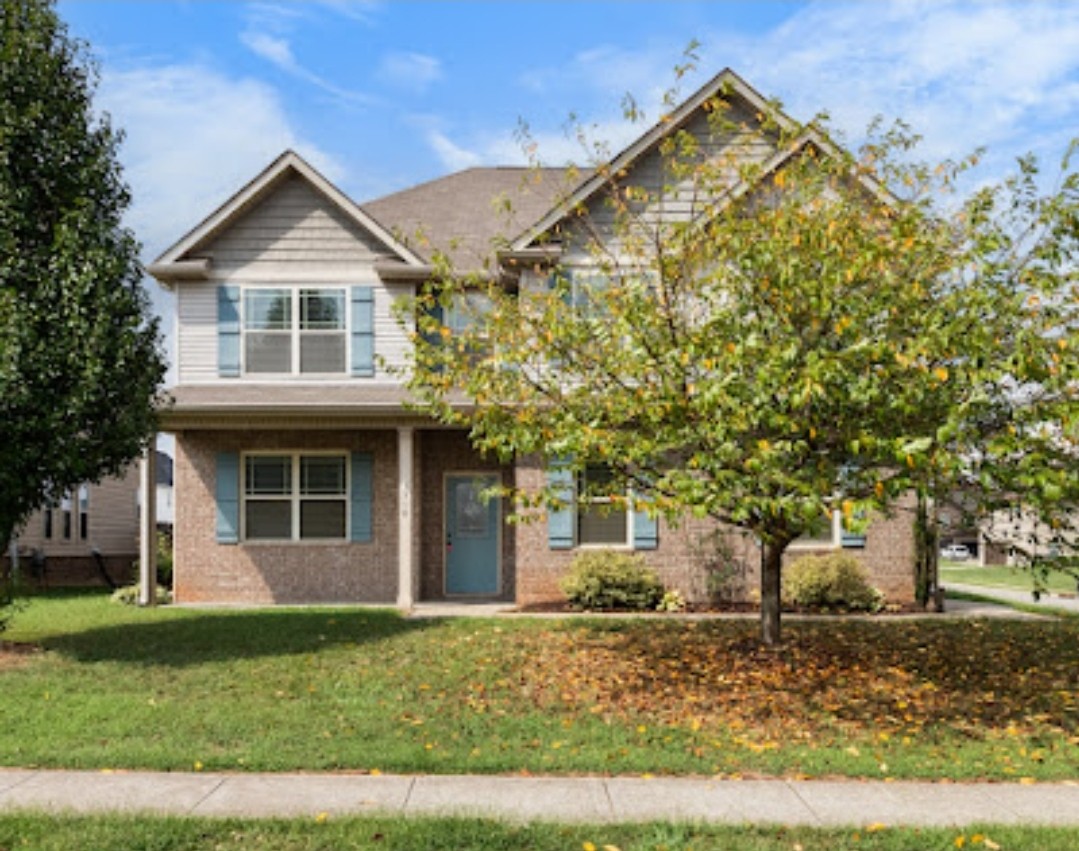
[0,0,165,569]
[406,71,1079,645]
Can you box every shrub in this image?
[783,552,883,611]
[111,584,171,606]
[560,551,665,611]
[0,569,15,635]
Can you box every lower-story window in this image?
[577,464,632,546]
[243,453,347,541]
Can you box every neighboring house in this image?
[5,468,139,587]
[147,69,917,607]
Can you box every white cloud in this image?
[510,1,1079,176]
[378,51,443,93]
[426,130,482,171]
[96,63,346,384]
[240,30,296,70]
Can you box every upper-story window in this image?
[243,288,347,375]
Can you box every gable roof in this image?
[511,67,798,251]
[148,150,424,284]
[362,166,580,272]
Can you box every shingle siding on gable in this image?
[560,102,775,261]
[198,173,392,272]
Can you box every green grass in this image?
[0,814,1076,851]
[1,592,1077,780]
[941,561,1079,595]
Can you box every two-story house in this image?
[147,69,917,608]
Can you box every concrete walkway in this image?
[2,768,1079,826]
[945,582,1079,614]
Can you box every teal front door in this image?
[445,474,500,596]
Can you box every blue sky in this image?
[57,0,1079,374]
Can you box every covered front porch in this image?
[139,406,514,607]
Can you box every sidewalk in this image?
[2,768,1079,826]
[945,582,1079,614]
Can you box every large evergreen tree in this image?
[0,0,164,560]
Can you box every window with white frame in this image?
[42,485,90,541]
[577,464,632,546]
[243,288,346,375]
[792,510,865,548]
[243,453,348,541]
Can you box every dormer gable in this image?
[148,150,424,286]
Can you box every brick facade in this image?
[514,457,917,608]
[174,429,400,604]
[172,428,916,607]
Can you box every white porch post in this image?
[138,444,157,606]
[396,426,415,610]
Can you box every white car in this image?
[940,544,971,561]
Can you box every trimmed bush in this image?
[560,551,665,611]
[111,584,172,606]
[783,552,883,611]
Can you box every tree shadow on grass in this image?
[40,607,435,668]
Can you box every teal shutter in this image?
[350,452,373,542]
[215,452,240,544]
[633,504,659,550]
[350,286,375,377]
[218,286,241,377]
[546,459,574,550]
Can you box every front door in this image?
[445,474,500,596]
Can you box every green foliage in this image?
[0,0,165,548]
[0,564,15,635]
[155,530,173,587]
[559,551,665,610]
[404,60,1079,645]
[783,553,884,611]
[110,584,171,606]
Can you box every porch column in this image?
[396,426,415,610]
[138,443,157,606]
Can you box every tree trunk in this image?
[760,539,784,646]
[913,490,939,609]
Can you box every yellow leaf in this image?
[984,839,1001,850]
[866,822,887,832]
[603,846,622,851]
[315,812,329,823]
[583,843,597,851]
[934,366,949,382]
[955,837,966,849]
[1019,776,1036,785]
[369,769,382,776]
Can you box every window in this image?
[577,464,632,546]
[39,485,90,542]
[792,510,866,549]
[243,288,346,375]
[78,485,89,540]
[243,453,347,541]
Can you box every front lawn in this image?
[1,813,1077,851]
[1,593,1076,780]
[941,562,1079,595]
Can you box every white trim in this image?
[788,510,845,550]
[152,150,423,271]
[442,470,503,598]
[240,450,349,543]
[240,285,349,378]
[575,464,635,549]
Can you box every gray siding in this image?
[197,173,393,273]
[562,102,777,260]
[13,467,139,558]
